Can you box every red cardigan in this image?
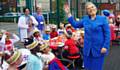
[64,38,79,55]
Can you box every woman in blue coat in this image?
[64,2,110,70]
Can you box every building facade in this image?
[0,0,120,23]
[69,0,120,18]
[0,0,17,15]
[47,0,120,24]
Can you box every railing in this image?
[0,16,19,23]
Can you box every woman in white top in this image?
[18,8,38,42]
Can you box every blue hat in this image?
[102,10,110,17]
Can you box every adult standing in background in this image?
[33,7,45,35]
[64,2,110,70]
[18,8,38,42]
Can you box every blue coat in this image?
[68,15,110,57]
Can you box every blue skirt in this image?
[84,52,105,70]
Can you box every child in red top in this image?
[5,32,19,51]
[50,25,58,39]
[63,30,80,59]
[0,31,19,52]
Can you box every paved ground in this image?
[104,45,120,70]
[0,22,120,70]
[0,22,18,34]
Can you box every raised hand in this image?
[29,18,33,24]
[64,3,70,14]
[64,3,72,17]
[29,18,34,28]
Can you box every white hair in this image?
[85,2,97,9]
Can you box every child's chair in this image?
[60,48,80,70]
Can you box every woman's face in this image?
[86,4,97,16]
[37,7,42,13]
[25,9,30,15]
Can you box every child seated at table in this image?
[32,29,44,44]
[38,43,68,70]
[63,30,80,59]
